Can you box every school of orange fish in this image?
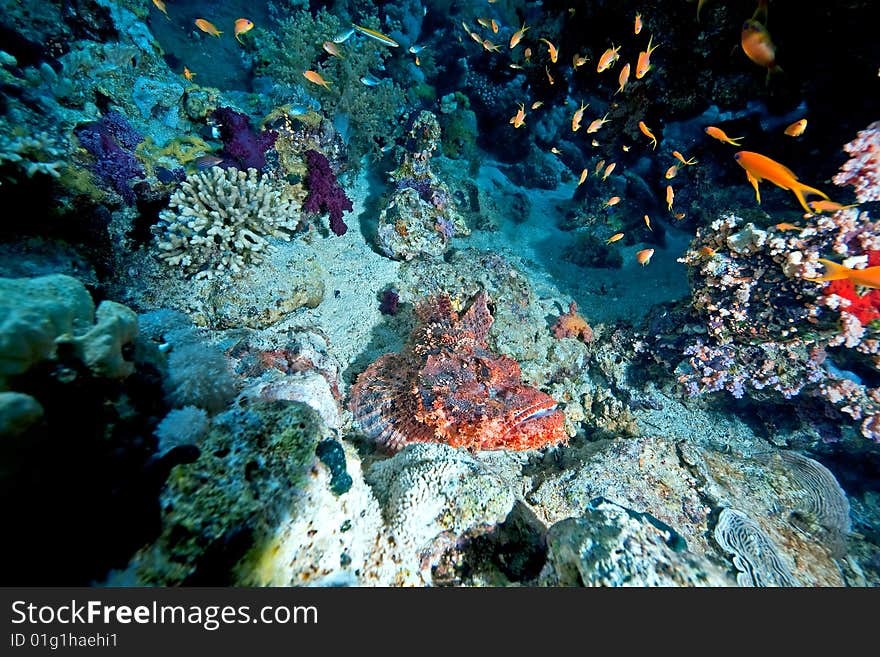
[159,0,865,285]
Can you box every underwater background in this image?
[0,0,879,586]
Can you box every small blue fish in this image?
[360,74,383,86]
[408,44,426,54]
[333,28,355,43]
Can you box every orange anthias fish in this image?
[807,200,859,213]
[586,113,611,134]
[597,44,621,73]
[665,164,678,179]
[303,70,332,90]
[805,259,880,290]
[531,100,544,110]
[510,103,526,128]
[644,214,652,231]
[784,119,807,137]
[638,121,657,150]
[323,41,344,57]
[571,101,589,131]
[234,18,254,44]
[616,63,631,94]
[524,47,532,62]
[607,232,625,244]
[666,184,674,211]
[733,151,831,213]
[572,53,589,69]
[539,38,559,63]
[578,168,589,186]
[152,0,170,20]
[604,196,621,208]
[491,19,499,34]
[741,19,782,82]
[774,222,802,231]
[635,34,659,79]
[195,19,222,37]
[636,248,655,266]
[594,159,606,176]
[509,23,529,49]
[183,66,196,81]
[602,162,616,180]
[545,66,555,85]
[673,150,698,165]
[705,126,743,146]
[634,13,643,35]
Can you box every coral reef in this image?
[73,111,145,204]
[211,107,278,171]
[350,290,567,452]
[713,508,800,586]
[833,120,880,203]
[152,167,298,280]
[552,302,594,343]
[376,111,470,260]
[302,149,352,236]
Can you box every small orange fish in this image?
[509,103,526,128]
[666,184,674,211]
[674,212,687,220]
[638,121,657,150]
[644,214,652,231]
[152,0,171,20]
[571,101,589,132]
[602,162,616,180]
[595,159,606,176]
[634,13,643,35]
[591,139,600,147]
[705,126,743,146]
[303,69,332,90]
[539,38,559,63]
[734,150,830,213]
[805,259,880,289]
[665,164,678,179]
[323,41,344,57]
[622,145,631,152]
[784,119,807,137]
[604,196,621,208]
[482,39,501,53]
[524,47,532,62]
[476,17,492,30]
[673,150,698,166]
[545,66,555,85]
[636,248,655,266]
[741,19,782,81]
[606,232,625,244]
[531,100,544,110]
[699,246,717,257]
[774,222,802,231]
[572,53,589,69]
[415,56,420,66]
[586,113,611,134]
[602,196,620,208]
[195,18,222,37]
[806,200,859,213]
[578,168,589,186]
[183,66,196,81]
[635,34,659,79]
[616,62,631,94]
[597,44,621,73]
[491,19,499,34]
[234,18,254,44]
[509,23,529,49]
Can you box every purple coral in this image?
[74,112,145,204]
[302,149,352,236]
[379,288,399,315]
[211,107,278,171]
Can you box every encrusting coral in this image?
[349,290,567,452]
[152,167,299,280]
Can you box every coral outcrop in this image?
[349,290,567,452]
[152,167,298,280]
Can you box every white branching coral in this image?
[153,167,298,279]
[833,120,880,203]
[0,120,65,178]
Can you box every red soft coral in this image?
[825,278,880,325]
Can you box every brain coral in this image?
[153,167,298,280]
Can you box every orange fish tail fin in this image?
[809,259,851,283]
[793,182,831,212]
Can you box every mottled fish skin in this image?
[350,291,567,452]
